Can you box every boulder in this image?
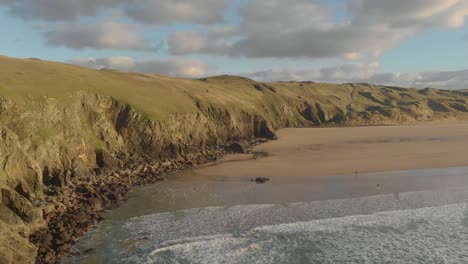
[224,141,248,153]
[251,177,270,184]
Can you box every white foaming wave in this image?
[123,188,468,241]
[253,203,466,233]
[149,234,260,263]
[100,189,468,264]
[147,233,277,264]
[146,203,468,264]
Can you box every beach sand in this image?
[196,122,468,177]
[65,123,468,264]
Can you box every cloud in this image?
[4,0,467,58]
[0,0,232,24]
[0,0,121,21]
[69,56,215,78]
[368,70,468,90]
[245,63,381,83]
[320,62,381,81]
[350,0,468,28]
[70,55,468,89]
[168,0,468,59]
[168,32,207,55]
[245,63,468,90]
[43,22,151,51]
[168,27,237,55]
[124,0,233,24]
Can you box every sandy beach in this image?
[66,122,468,264]
[197,122,468,177]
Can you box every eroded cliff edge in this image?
[1,56,468,263]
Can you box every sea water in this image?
[66,167,468,264]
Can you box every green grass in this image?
[0,56,198,120]
[0,55,466,125]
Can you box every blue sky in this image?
[1,0,468,89]
[380,26,468,72]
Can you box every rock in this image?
[0,221,38,264]
[151,163,160,171]
[155,176,166,181]
[1,188,45,225]
[254,118,277,140]
[95,149,118,169]
[251,177,270,184]
[43,167,66,188]
[83,248,95,254]
[161,160,172,168]
[224,141,248,153]
[86,198,102,211]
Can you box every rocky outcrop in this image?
[29,146,228,263]
[0,92,278,264]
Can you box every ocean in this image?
[66,167,468,264]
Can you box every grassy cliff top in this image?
[0,55,466,122]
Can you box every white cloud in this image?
[168,32,207,55]
[168,0,468,59]
[245,62,381,83]
[350,0,468,28]
[245,64,468,90]
[0,0,234,51]
[320,62,381,81]
[4,0,467,58]
[369,70,468,90]
[43,22,151,51]
[70,56,468,89]
[102,56,135,69]
[168,27,237,55]
[69,56,215,78]
[2,0,468,87]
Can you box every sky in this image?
[0,0,468,89]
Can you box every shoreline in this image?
[195,122,468,178]
[64,165,468,263]
[29,139,262,264]
[28,120,468,263]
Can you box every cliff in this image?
[0,56,467,263]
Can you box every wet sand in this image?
[197,122,468,177]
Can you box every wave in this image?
[68,188,468,264]
[147,203,468,264]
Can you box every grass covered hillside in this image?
[1,55,468,263]
[2,55,467,124]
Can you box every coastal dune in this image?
[197,123,468,177]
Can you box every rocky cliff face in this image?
[1,58,468,263]
[0,91,280,263]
